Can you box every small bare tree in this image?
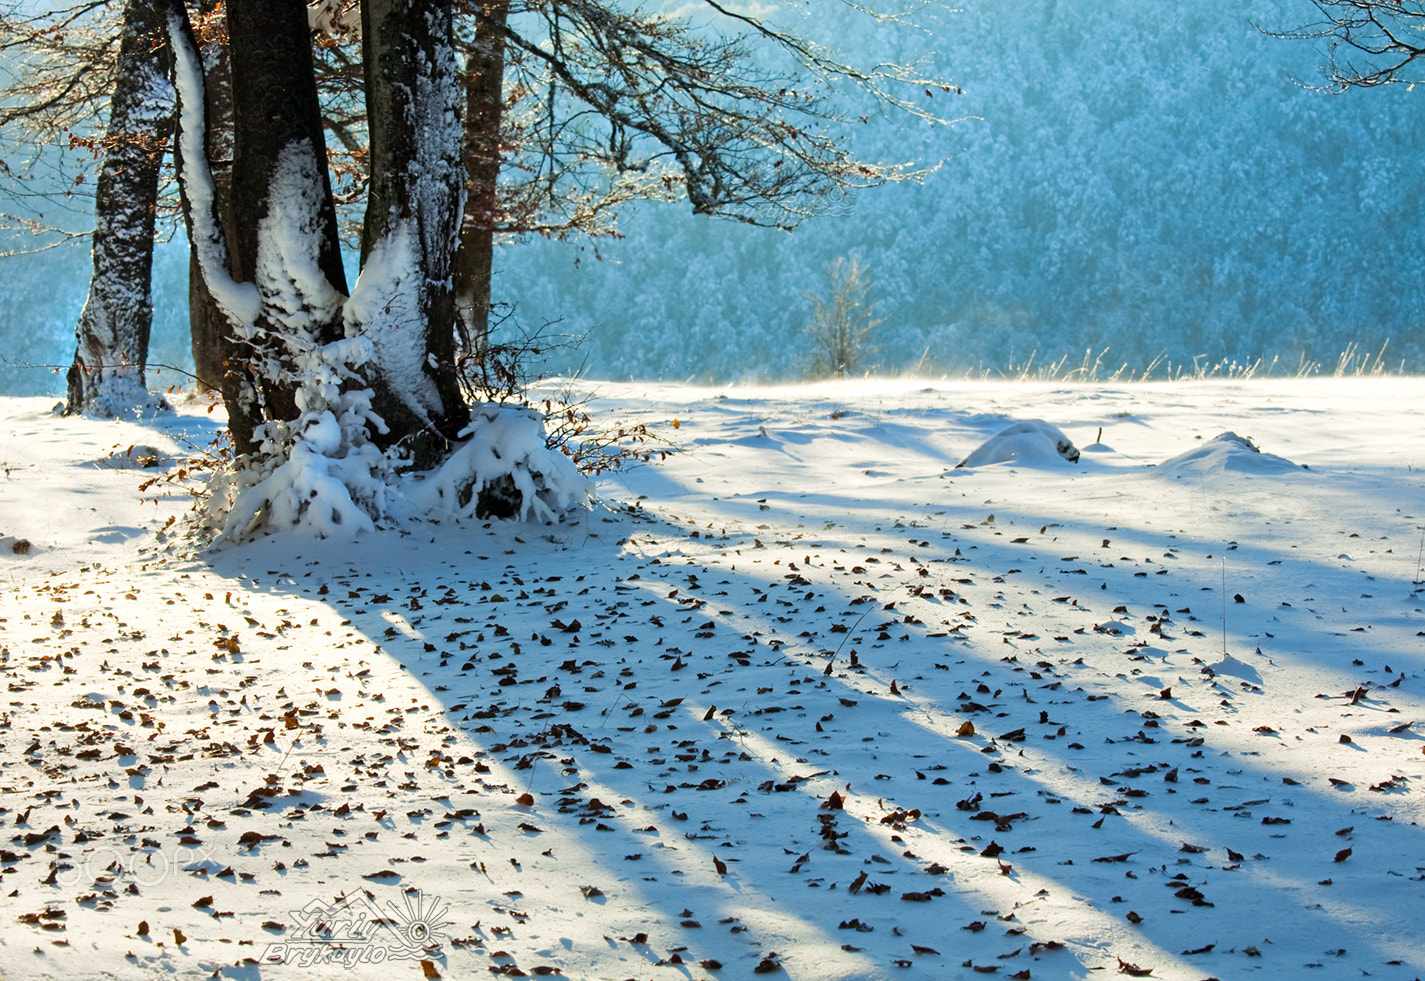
[804,254,884,378]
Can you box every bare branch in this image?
[478,0,953,230]
[1268,0,1425,90]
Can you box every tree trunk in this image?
[356,0,469,466]
[168,0,262,452]
[66,0,173,417]
[454,0,511,360]
[187,0,237,397]
[226,0,348,449]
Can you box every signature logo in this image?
[263,890,450,968]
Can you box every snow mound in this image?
[67,375,172,421]
[0,535,34,556]
[402,404,589,525]
[94,444,166,470]
[1153,431,1301,479]
[1207,653,1263,685]
[956,419,1080,469]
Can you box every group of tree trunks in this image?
[47,0,946,467]
[64,0,474,466]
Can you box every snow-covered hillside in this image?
[479,0,1425,380]
[2,378,1422,980]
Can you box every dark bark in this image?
[360,0,470,465]
[227,0,344,291]
[455,0,511,357]
[226,0,348,440]
[1288,1,1425,89]
[66,0,173,416]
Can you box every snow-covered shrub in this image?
[210,387,589,544]
[401,403,589,525]
[212,334,388,541]
[803,255,883,379]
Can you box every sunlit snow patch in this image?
[955,419,1081,469]
[1152,431,1301,479]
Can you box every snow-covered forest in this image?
[2,0,1422,394]
[504,0,1425,380]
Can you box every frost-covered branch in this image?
[1272,0,1425,89]
[485,0,952,230]
[0,1,119,135]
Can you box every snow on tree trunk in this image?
[167,7,255,322]
[227,141,387,523]
[226,0,349,454]
[167,0,261,450]
[66,0,175,418]
[356,0,469,467]
[188,0,237,397]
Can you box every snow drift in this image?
[955,419,1081,469]
[1152,431,1302,479]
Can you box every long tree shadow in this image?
[201,473,1425,979]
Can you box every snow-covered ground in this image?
[1,378,1423,981]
